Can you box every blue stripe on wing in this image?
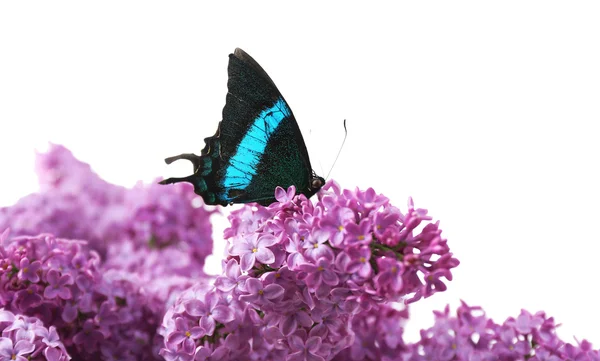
[220,97,291,200]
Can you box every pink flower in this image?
[185,291,235,336]
[17,258,41,283]
[43,270,73,300]
[239,278,284,307]
[0,337,35,361]
[287,334,327,361]
[229,233,278,271]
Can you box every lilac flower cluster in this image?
[0,144,214,263]
[160,182,459,360]
[3,144,599,361]
[0,145,216,360]
[0,308,69,361]
[0,231,171,359]
[402,301,600,361]
[331,304,409,361]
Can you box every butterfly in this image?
[160,48,325,206]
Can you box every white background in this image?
[1,1,599,347]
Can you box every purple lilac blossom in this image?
[0,308,70,361]
[331,303,409,361]
[0,144,214,264]
[401,301,600,361]
[0,232,166,360]
[160,181,459,360]
[3,145,599,360]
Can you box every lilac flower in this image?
[319,206,355,247]
[72,319,104,352]
[372,257,404,294]
[36,325,65,350]
[214,259,246,294]
[160,345,195,361]
[274,185,296,204]
[17,258,41,283]
[0,310,70,361]
[165,317,205,351]
[343,218,373,246]
[0,337,35,361]
[287,334,327,361]
[506,309,545,334]
[229,233,278,271]
[279,305,314,336]
[184,291,235,336]
[13,285,44,312]
[301,230,334,262]
[297,258,340,292]
[402,301,600,361]
[1,233,174,360]
[43,270,74,300]
[238,278,284,307]
[341,246,372,278]
[333,303,408,361]
[1,144,214,265]
[2,316,38,343]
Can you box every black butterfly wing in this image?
[215,49,315,204]
[160,48,322,206]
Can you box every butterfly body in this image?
[160,48,324,206]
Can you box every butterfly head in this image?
[308,173,325,197]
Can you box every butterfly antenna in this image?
[326,119,347,179]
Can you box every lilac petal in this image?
[44,347,62,361]
[43,287,58,299]
[254,247,275,265]
[305,272,322,289]
[244,278,262,294]
[56,287,72,300]
[297,311,314,328]
[297,263,317,273]
[0,338,11,356]
[14,339,35,354]
[0,309,15,323]
[200,316,216,336]
[287,352,305,361]
[307,353,325,361]
[189,326,204,338]
[184,300,205,317]
[212,305,235,323]
[194,346,211,360]
[256,234,278,247]
[263,284,284,300]
[42,327,62,347]
[166,331,187,346]
[0,228,9,243]
[288,335,304,351]
[211,345,229,359]
[224,259,240,278]
[280,315,298,336]
[322,270,339,286]
[46,269,59,284]
[240,252,256,272]
[204,292,219,310]
[229,242,251,256]
[274,186,289,203]
[58,274,73,287]
[62,302,78,323]
[264,326,284,343]
[214,277,237,292]
[306,336,322,352]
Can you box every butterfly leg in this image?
[163,153,203,172]
[158,174,196,185]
